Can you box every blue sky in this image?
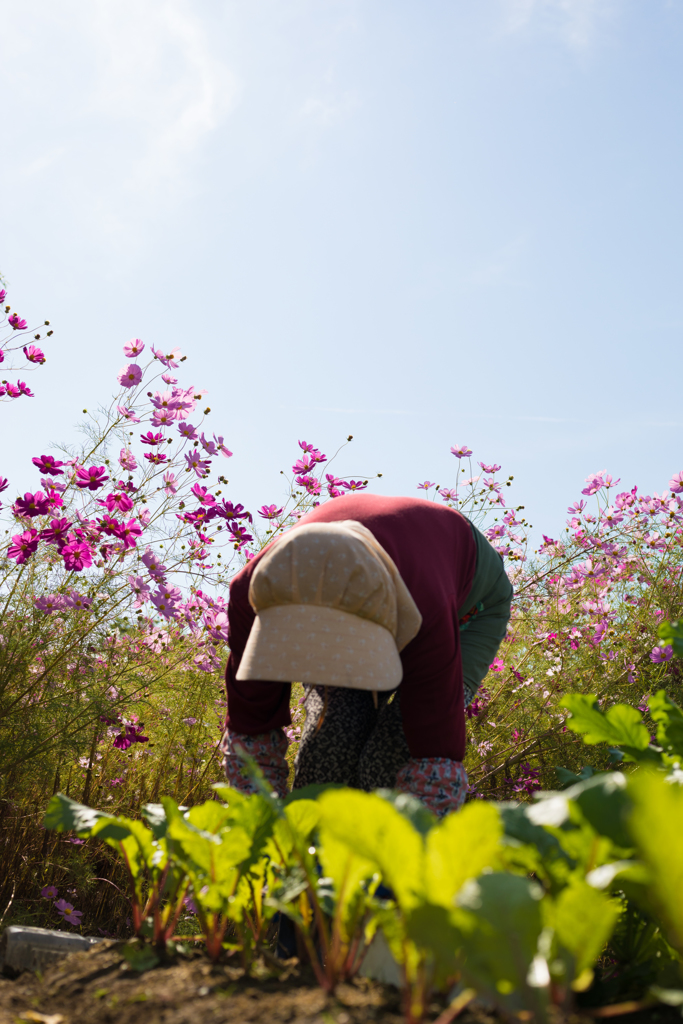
[2,0,682,538]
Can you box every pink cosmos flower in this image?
[439,487,458,501]
[478,462,501,473]
[0,289,5,302]
[63,590,92,610]
[40,518,73,546]
[341,480,366,492]
[23,344,46,364]
[151,409,176,428]
[113,722,149,749]
[18,380,34,397]
[32,454,64,476]
[61,540,94,571]
[8,313,27,330]
[178,421,198,440]
[0,478,7,493]
[144,452,168,465]
[140,430,164,446]
[163,471,178,495]
[119,449,137,471]
[123,338,145,358]
[229,524,254,548]
[14,491,50,517]
[417,481,436,492]
[451,445,472,459]
[141,547,167,580]
[567,500,587,515]
[116,405,141,423]
[55,899,83,926]
[161,373,177,385]
[258,504,284,519]
[35,594,67,613]
[151,588,180,619]
[8,529,40,563]
[199,432,218,456]
[41,885,58,899]
[150,390,181,412]
[128,576,151,608]
[213,434,233,458]
[151,346,182,368]
[650,645,673,663]
[215,500,251,522]
[184,451,211,477]
[489,656,505,673]
[486,524,507,540]
[669,471,683,494]
[99,492,134,514]
[191,484,216,505]
[117,364,143,388]
[75,466,108,490]
[116,519,142,548]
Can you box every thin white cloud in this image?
[501,0,616,51]
[0,0,240,244]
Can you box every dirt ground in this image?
[0,942,680,1024]
[0,941,461,1024]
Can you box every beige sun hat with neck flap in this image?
[235,520,422,691]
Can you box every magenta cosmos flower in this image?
[8,529,40,563]
[123,338,145,358]
[451,445,472,459]
[178,421,198,440]
[61,540,94,572]
[99,491,134,514]
[650,645,673,664]
[41,518,72,546]
[14,491,51,517]
[478,462,501,473]
[35,594,67,613]
[55,899,83,926]
[117,363,143,388]
[191,484,215,505]
[416,481,436,492]
[75,465,109,490]
[23,344,46,364]
[63,590,92,610]
[184,452,211,477]
[119,449,137,472]
[117,405,141,423]
[9,313,27,330]
[140,430,165,446]
[41,885,59,899]
[32,454,64,476]
[151,346,182,368]
[258,504,284,520]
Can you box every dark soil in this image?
[0,941,458,1024]
[1,942,681,1024]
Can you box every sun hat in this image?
[235,520,422,691]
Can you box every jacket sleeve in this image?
[225,566,292,734]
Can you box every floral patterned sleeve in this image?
[395,758,468,818]
[220,727,290,797]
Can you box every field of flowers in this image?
[1,283,683,1022]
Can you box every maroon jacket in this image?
[224,494,477,761]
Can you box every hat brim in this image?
[235,604,403,691]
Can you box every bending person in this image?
[221,493,512,817]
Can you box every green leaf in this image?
[317,789,424,909]
[454,873,547,1012]
[648,690,683,760]
[120,941,160,973]
[561,695,658,763]
[550,879,620,976]
[498,801,570,864]
[565,772,633,850]
[658,620,683,658]
[43,793,105,835]
[405,902,460,983]
[425,801,502,908]
[141,803,168,840]
[627,771,683,956]
[374,789,436,837]
[555,766,596,790]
